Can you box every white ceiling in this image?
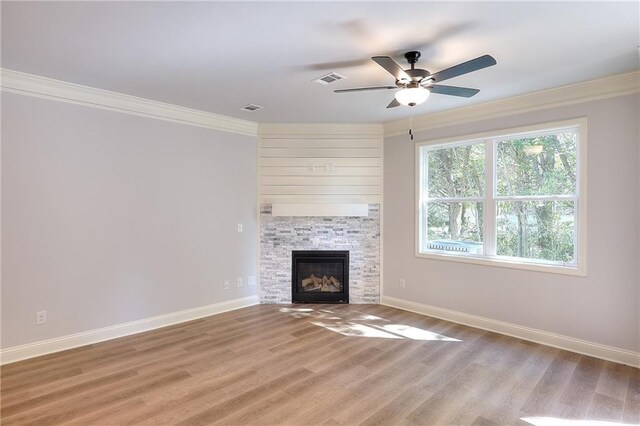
[2,1,638,124]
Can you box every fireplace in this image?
[291,250,349,303]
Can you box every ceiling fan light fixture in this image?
[395,87,430,106]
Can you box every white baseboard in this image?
[0,296,259,365]
[381,295,640,368]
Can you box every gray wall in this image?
[1,93,258,348]
[384,94,640,352]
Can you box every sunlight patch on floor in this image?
[522,417,635,426]
[279,307,342,320]
[379,324,460,341]
[313,321,401,339]
[279,307,314,313]
[281,307,461,341]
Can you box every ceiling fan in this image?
[334,51,497,108]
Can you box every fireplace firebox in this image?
[291,250,349,303]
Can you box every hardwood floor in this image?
[1,304,638,425]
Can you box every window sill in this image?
[415,251,586,276]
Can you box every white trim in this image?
[414,251,583,276]
[271,203,368,217]
[381,296,640,368]
[256,139,263,304]
[414,118,587,149]
[493,195,576,201]
[0,296,258,365]
[425,196,485,203]
[384,71,639,136]
[258,123,383,137]
[576,120,588,276]
[414,118,587,276]
[379,137,385,303]
[484,140,497,255]
[0,68,258,136]
[415,143,423,260]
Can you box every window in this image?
[416,119,586,275]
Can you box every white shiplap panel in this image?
[260,138,381,148]
[261,147,381,158]
[258,128,383,203]
[261,186,381,195]
[258,123,383,137]
[261,176,381,186]
[260,194,381,204]
[260,166,381,176]
[271,203,369,217]
[260,157,381,167]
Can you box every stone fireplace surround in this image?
[259,203,380,304]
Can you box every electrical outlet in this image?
[237,223,243,232]
[248,276,256,287]
[224,280,230,290]
[325,162,334,172]
[399,279,406,289]
[36,310,47,325]
[237,278,243,288]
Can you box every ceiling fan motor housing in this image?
[397,69,431,87]
[395,51,432,87]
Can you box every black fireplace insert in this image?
[291,250,349,303]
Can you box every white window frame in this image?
[415,118,587,276]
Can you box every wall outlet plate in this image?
[399,279,406,289]
[36,310,47,325]
[224,280,230,290]
[237,278,243,288]
[237,223,243,232]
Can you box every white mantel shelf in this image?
[271,203,369,217]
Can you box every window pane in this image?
[496,201,575,263]
[496,130,577,196]
[427,144,485,198]
[425,201,484,254]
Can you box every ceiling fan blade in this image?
[372,56,411,81]
[430,55,497,83]
[334,86,396,93]
[429,84,480,98]
[386,98,401,109]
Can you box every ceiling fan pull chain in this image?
[409,113,414,140]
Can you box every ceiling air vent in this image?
[313,72,347,85]
[241,104,263,112]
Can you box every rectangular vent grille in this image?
[241,104,263,112]
[313,72,347,85]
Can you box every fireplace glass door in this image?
[291,251,349,303]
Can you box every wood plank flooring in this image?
[1,304,638,425]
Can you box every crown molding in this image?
[0,68,258,137]
[3,68,636,139]
[258,122,383,138]
[383,70,640,137]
